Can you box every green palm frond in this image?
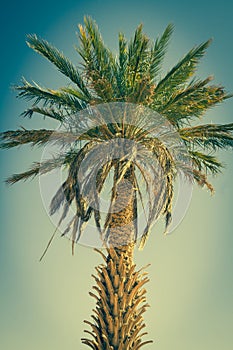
[160,84,231,125]
[117,32,128,98]
[5,151,77,185]
[115,23,173,102]
[180,123,233,150]
[78,16,116,74]
[77,16,117,100]
[60,86,92,102]
[156,76,213,119]
[117,25,151,102]
[26,34,91,99]
[190,150,223,174]
[15,79,84,111]
[153,39,212,103]
[22,106,65,122]
[149,23,174,80]
[0,128,76,149]
[127,24,150,82]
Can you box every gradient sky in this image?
[1,1,233,349]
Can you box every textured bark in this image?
[107,163,136,248]
[81,247,152,349]
[82,163,153,349]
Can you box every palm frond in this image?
[49,142,96,238]
[5,150,77,184]
[149,23,174,80]
[115,23,173,101]
[162,173,173,235]
[124,25,155,103]
[135,156,167,249]
[156,76,213,116]
[77,16,117,100]
[22,106,65,122]
[127,24,150,83]
[190,150,223,174]
[83,16,116,76]
[117,32,128,98]
[0,128,76,149]
[159,85,231,125]
[60,86,91,102]
[26,34,91,99]
[153,39,212,97]
[180,122,233,150]
[6,165,41,184]
[15,79,84,111]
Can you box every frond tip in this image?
[190,150,223,174]
[26,34,91,99]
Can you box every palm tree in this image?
[1,16,233,349]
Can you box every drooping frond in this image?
[49,141,97,241]
[5,151,77,185]
[137,137,176,246]
[190,150,223,174]
[192,169,214,193]
[26,34,91,100]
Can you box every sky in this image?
[0,1,233,349]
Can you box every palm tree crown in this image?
[1,16,233,249]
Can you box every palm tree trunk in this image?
[82,162,153,349]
